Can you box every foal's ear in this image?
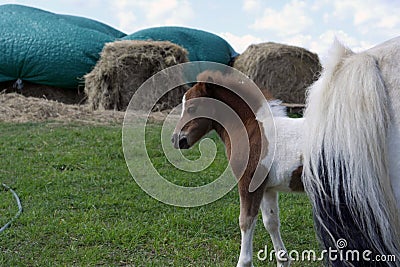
[205,76,215,95]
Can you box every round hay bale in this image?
[233,42,321,104]
[84,40,189,111]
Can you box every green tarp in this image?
[0,4,125,88]
[0,5,238,89]
[123,26,238,64]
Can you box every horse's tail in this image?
[303,39,400,266]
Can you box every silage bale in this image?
[84,40,189,111]
[0,4,125,89]
[123,26,239,65]
[233,42,321,104]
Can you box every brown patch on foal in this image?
[289,165,304,192]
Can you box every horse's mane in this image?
[196,70,286,118]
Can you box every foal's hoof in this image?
[277,259,291,267]
[236,262,254,267]
[276,249,291,267]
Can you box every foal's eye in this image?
[187,106,196,114]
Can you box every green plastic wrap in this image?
[0,4,125,88]
[123,26,238,65]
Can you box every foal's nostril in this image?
[172,133,190,149]
[178,136,190,149]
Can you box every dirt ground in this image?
[0,92,168,125]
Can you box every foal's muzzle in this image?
[171,133,190,149]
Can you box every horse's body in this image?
[303,37,400,266]
[172,71,304,267]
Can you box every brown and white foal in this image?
[172,71,304,267]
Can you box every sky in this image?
[2,0,400,59]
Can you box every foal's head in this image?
[171,70,269,150]
[171,80,215,149]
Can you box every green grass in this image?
[0,122,319,266]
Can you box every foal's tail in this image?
[303,40,400,266]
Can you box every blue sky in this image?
[2,0,399,58]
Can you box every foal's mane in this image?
[197,70,274,100]
[194,70,276,120]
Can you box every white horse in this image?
[303,37,400,266]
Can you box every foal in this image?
[172,71,304,267]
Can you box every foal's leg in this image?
[237,181,264,267]
[261,190,290,267]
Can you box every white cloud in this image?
[306,30,375,60]
[310,1,325,11]
[378,15,399,29]
[281,34,313,49]
[328,0,400,33]
[250,0,313,36]
[241,1,381,56]
[219,32,263,53]
[162,1,194,26]
[332,0,378,25]
[110,0,130,10]
[116,10,136,32]
[112,0,194,33]
[146,0,178,20]
[242,0,262,12]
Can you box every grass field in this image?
[0,122,320,266]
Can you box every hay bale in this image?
[84,40,189,111]
[0,80,85,104]
[0,92,121,124]
[0,92,170,124]
[233,42,321,104]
